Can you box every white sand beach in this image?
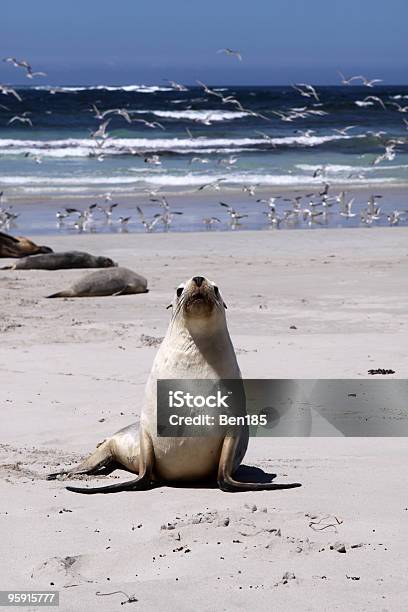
[1,227,408,610]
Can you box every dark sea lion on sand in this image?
[46,267,148,298]
[1,250,116,270]
[0,231,53,258]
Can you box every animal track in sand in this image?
[159,507,325,562]
[139,333,164,347]
[31,555,93,588]
[0,443,85,482]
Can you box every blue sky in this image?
[2,0,407,85]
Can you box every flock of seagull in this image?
[53,193,185,233]
[1,53,407,167]
[0,183,406,234]
[0,51,408,232]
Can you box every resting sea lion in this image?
[1,251,116,270]
[46,267,148,298]
[48,276,301,494]
[0,231,53,258]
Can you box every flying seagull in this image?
[3,57,47,79]
[165,79,188,91]
[133,118,165,130]
[338,71,382,87]
[217,48,242,61]
[363,96,387,110]
[0,84,22,101]
[333,126,356,136]
[292,83,320,102]
[8,114,33,127]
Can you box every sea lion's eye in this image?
[176,287,184,298]
[213,286,219,296]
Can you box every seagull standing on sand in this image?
[118,216,131,227]
[219,202,248,222]
[217,48,242,61]
[257,197,279,211]
[97,202,119,221]
[387,210,407,225]
[157,209,183,230]
[202,217,221,229]
[339,193,356,218]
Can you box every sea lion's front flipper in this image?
[217,435,301,492]
[66,428,156,494]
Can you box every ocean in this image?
[0,84,407,234]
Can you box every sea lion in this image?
[0,231,53,258]
[48,276,300,494]
[46,267,148,298]
[1,251,116,271]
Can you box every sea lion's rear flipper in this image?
[47,439,113,480]
[217,435,302,492]
[0,265,13,270]
[112,285,130,296]
[66,429,156,494]
[46,290,71,299]
[113,285,149,296]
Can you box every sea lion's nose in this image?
[192,276,205,287]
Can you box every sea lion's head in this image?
[37,245,54,254]
[170,276,227,330]
[96,256,117,268]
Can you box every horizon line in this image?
[4,82,408,88]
